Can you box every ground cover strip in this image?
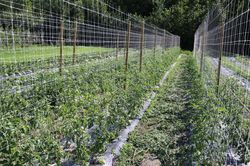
[222,56,250,81]
[0,48,180,165]
[204,56,250,92]
[235,56,250,66]
[116,54,203,165]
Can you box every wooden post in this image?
[10,1,15,52]
[116,32,119,60]
[216,22,225,94]
[194,34,196,58]
[5,30,8,50]
[139,20,145,72]
[154,27,157,56]
[72,20,78,65]
[124,31,127,58]
[163,30,166,54]
[124,21,131,90]
[125,21,131,72]
[200,25,205,74]
[59,19,64,75]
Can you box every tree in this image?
[110,0,216,50]
[108,0,154,16]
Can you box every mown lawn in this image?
[0,46,115,63]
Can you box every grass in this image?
[116,54,203,165]
[116,54,250,165]
[0,46,117,75]
[0,46,114,63]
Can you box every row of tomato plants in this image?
[117,54,203,165]
[0,50,119,93]
[0,49,142,92]
[0,48,180,165]
[116,54,250,165]
[191,56,250,164]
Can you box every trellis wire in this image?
[194,0,250,164]
[0,0,180,164]
[0,0,180,93]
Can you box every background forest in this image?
[109,0,216,50]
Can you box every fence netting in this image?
[0,0,179,92]
[0,0,180,165]
[194,0,250,164]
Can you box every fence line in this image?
[0,0,180,90]
[194,0,250,163]
[0,0,180,165]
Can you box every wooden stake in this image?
[125,21,131,72]
[116,32,119,60]
[139,20,145,72]
[5,30,8,50]
[59,19,64,75]
[200,26,205,74]
[72,20,78,65]
[124,21,131,90]
[154,27,157,56]
[10,1,15,52]
[216,22,225,94]
[163,30,166,54]
[124,31,127,58]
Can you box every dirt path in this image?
[115,55,202,166]
[100,55,182,166]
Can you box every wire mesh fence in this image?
[0,0,180,165]
[0,0,180,91]
[194,0,250,164]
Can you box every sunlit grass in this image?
[0,46,115,63]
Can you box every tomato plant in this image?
[0,48,180,165]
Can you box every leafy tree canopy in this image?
[109,0,216,50]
